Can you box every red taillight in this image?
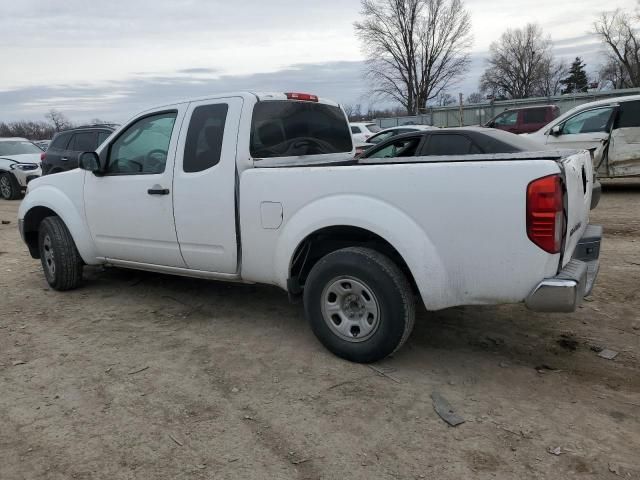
[527,174,564,253]
[40,152,46,161]
[285,92,318,102]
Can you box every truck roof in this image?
[137,91,340,115]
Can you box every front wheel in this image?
[38,216,84,290]
[303,247,415,363]
[0,172,21,200]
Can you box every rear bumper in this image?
[526,225,602,312]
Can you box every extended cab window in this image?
[107,112,177,175]
[562,107,614,134]
[351,126,362,134]
[250,101,352,158]
[183,104,228,172]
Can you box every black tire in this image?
[38,216,84,291]
[303,247,415,363]
[0,172,22,200]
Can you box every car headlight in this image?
[10,163,39,171]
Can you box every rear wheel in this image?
[303,247,415,363]
[0,172,21,200]
[38,216,84,290]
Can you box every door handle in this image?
[147,188,170,195]
[61,157,68,161]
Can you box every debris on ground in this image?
[431,392,465,427]
[590,344,604,353]
[1,220,10,225]
[368,364,401,383]
[168,434,183,446]
[547,446,563,456]
[127,366,150,375]
[12,360,26,366]
[598,349,619,360]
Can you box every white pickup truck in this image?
[18,92,602,363]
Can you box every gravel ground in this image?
[1,180,639,480]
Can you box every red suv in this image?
[485,105,560,134]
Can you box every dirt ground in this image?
[1,181,639,480]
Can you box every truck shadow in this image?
[78,265,637,388]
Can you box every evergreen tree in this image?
[561,57,589,94]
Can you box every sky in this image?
[0,0,637,123]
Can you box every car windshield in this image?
[366,124,381,133]
[0,140,42,156]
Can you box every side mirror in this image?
[550,125,562,136]
[79,152,103,174]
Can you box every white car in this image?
[0,138,43,200]
[349,122,381,143]
[19,91,600,363]
[527,95,640,177]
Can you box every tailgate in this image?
[560,150,592,266]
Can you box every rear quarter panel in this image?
[239,160,562,310]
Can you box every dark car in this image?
[359,127,547,160]
[41,125,117,175]
[484,105,560,134]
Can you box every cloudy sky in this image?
[1,0,637,123]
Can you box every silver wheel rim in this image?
[0,176,11,198]
[43,234,56,277]
[321,276,380,343]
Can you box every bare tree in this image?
[480,24,560,99]
[436,92,456,106]
[538,58,568,96]
[598,57,630,89]
[45,109,72,132]
[0,121,57,140]
[354,0,472,115]
[594,9,640,88]
[465,92,483,104]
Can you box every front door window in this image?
[107,112,177,174]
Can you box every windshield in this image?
[366,124,381,133]
[0,140,42,156]
[250,101,352,158]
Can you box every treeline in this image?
[1,109,112,140]
[0,121,58,140]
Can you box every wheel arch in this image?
[288,225,418,295]
[22,206,58,258]
[274,194,449,311]
[19,186,100,264]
